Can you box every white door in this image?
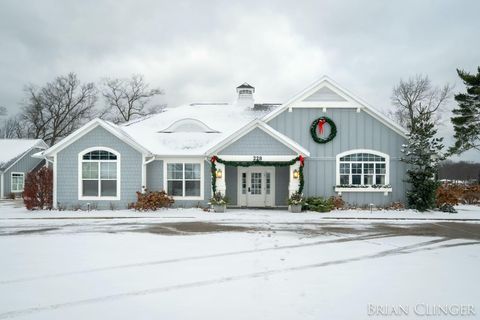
[238,167,275,207]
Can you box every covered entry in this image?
[206,120,310,208]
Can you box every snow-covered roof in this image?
[0,139,48,171]
[120,103,274,156]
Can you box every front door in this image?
[238,167,275,207]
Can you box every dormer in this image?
[236,83,255,108]
[158,118,219,133]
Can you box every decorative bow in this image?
[318,118,327,135]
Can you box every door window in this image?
[250,172,262,195]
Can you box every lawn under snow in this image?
[0,203,479,319]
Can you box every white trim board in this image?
[262,75,408,138]
[205,119,310,157]
[42,118,152,157]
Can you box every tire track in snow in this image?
[1,238,472,319]
[0,232,392,285]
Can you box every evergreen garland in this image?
[310,117,337,144]
[210,156,304,194]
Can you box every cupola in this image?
[236,83,255,108]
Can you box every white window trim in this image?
[11,172,25,193]
[163,158,204,201]
[78,147,121,201]
[335,149,392,195]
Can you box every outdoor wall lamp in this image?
[293,169,300,179]
[216,169,223,179]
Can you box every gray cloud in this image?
[0,0,478,160]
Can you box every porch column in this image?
[215,162,226,195]
[288,162,300,196]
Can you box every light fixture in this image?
[293,169,299,179]
[216,169,223,179]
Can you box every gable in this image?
[218,128,297,156]
[302,86,347,102]
[263,76,407,138]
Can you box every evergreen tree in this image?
[402,113,444,211]
[450,67,480,154]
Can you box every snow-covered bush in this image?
[23,167,53,210]
[305,197,334,212]
[130,190,174,211]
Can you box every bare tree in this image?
[389,75,453,130]
[22,73,97,146]
[0,115,24,139]
[100,74,164,124]
[0,106,6,116]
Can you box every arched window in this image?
[78,148,120,199]
[336,150,389,186]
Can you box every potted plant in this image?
[288,191,305,213]
[210,192,228,212]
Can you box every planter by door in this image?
[213,204,227,213]
[289,204,302,213]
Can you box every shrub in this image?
[210,192,228,205]
[130,190,174,211]
[436,184,460,207]
[435,183,480,206]
[288,191,305,206]
[23,167,53,210]
[305,196,335,212]
[329,196,345,209]
[7,192,16,200]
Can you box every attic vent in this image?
[158,118,219,133]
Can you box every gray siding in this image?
[146,160,163,191]
[275,166,289,206]
[56,126,143,209]
[225,166,238,206]
[2,148,45,197]
[218,128,296,156]
[268,108,408,206]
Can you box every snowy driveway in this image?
[0,209,479,319]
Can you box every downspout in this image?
[0,171,4,199]
[142,155,155,192]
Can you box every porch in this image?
[210,155,304,208]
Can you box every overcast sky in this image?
[0,0,479,160]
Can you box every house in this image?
[36,76,408,210]
[0,139,48,199]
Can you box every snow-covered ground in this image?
[0,203,479,319]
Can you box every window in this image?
[79,148,119,199]
[11,173,25,192]
[337,151,389,187]
[166,162,202,198]
[266,172,271,195]
[241,172,247,194]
